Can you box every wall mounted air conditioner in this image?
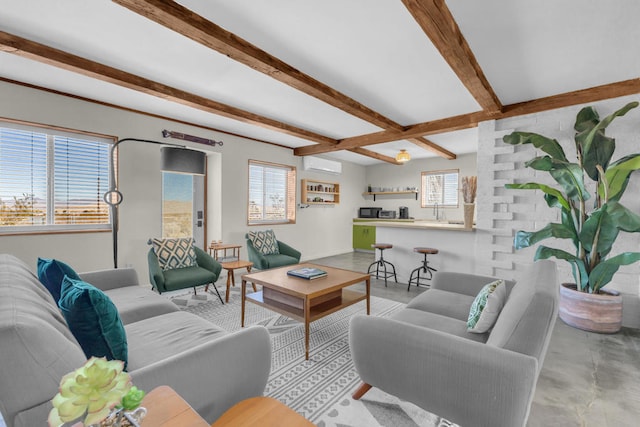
[302,156,342,175]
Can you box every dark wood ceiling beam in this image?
[0,31,336,145]
[408,138,456,160]
[296,77,640,156]
[401,0,502,113]
[349,148,402,165]
[112,0,403,131]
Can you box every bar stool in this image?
[407,247,438,291]
[367,243,397,287]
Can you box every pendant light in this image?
[396,149,411,163]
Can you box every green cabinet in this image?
[353,225,376,251]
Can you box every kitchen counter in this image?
[353,219,475,231]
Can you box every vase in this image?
[90,407,147,427]
[463,203,475,228]
[559,283,622,333]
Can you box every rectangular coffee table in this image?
[241,263,370,360]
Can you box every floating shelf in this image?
[362,190,418,201]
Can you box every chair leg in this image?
[208,282,224,304]
[352,382,372,400]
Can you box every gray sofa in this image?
[0,254,271,427]
[350,260,558,427]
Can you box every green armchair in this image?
[245,233,301,270]
[148,245,224,303]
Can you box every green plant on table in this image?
[48,357,145,426]
[503,101,640,293]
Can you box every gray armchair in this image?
[148,245,224,303]
[349,260,559,427]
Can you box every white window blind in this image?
[421,169,459,207]
[248,160,296,225]
[0,121,113,233]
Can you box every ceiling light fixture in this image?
[395,149,411,163]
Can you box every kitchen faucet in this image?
[433,203,440,221]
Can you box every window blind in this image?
[0,121,113,233]
[248,160,296,225]
[421,170,459,207]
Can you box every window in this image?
[0,119,114,233]
[421,169,459,207]
[248,160,296,225]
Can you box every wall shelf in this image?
[362,190,418,201]
[302,179,340,204]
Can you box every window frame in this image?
[420,169,460,208]
[247,159,296,226]
[0,117,116,235]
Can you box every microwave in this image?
[359,207,382,218]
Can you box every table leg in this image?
[241,279,246,327]
[225,269,232,303]
[304,297,311,360]
[366,277,371,315]
[231,270,236,287]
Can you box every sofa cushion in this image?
[406,289,476,321]
[37,257,81,303]
[391,308,488,343]
[467,280,506,333]
[124,311,227,371]
[58,276,128,367]
[152,237,198,270]
[102,286,179,325]
[249,229,280,255]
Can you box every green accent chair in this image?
[245,233,301,270]
[148,245,224,303]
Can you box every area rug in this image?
[171,285,457,426]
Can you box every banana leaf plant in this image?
[503,101,640,293]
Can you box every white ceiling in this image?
[0,0,638,166]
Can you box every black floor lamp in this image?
[103,138,206,268]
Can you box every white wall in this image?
[0,81,365,278]
[364,153,477,221]
[476,94,640,328]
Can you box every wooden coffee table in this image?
[211,396,315,426]
[241,263,370,360]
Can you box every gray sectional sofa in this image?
[350,259,559,427]
[0,254,271,427]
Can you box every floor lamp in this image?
[103,138,206,268]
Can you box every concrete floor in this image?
[309,251,640,427]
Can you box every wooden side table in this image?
[209,243,242,262]
[220,259,255,302]
[141,385,208,426]
[211,396,315,427]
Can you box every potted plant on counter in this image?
[503,101,640,333]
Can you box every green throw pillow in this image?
[467,279,506,333]
[151,237,198,270]
[249,229,280,255]
[37,257,82,303]
[58,276,128,368]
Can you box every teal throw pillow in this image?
[249,229,280,255]
[37,257,81,303]
[151,237,198,270]
[467,279,506,333]
[58,276,128,368]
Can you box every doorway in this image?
[162,172,205,246]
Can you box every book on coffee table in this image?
[287,267,328,280]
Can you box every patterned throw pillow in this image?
[151,237,198,270]
[248,229,280,255]
[467,279,506,333]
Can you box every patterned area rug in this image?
[171,285,457,427]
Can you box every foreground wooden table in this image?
[211,397,315,426]
[141,385,208,426]
[241,263,370,359]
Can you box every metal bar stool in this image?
[367,243,398,287]
[407,247,438,291]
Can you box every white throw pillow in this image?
[467,279,506,333]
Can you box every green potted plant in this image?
[503,101,640,333]
[48,357,146,427]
